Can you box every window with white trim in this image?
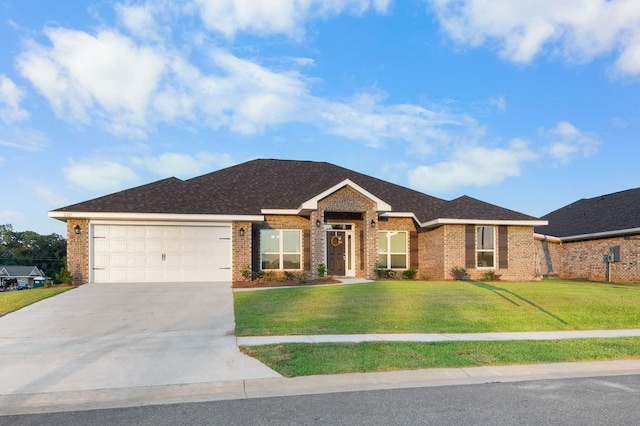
[476,226,495,268]
[377,231,408,269]
[260,229,302,270]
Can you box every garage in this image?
[92,224,231,283]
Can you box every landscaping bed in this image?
[233,278,341,288]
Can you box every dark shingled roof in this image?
[535,187,640,238]
[53,159,539,224]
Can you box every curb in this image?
[2,360,640,416]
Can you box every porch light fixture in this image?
[239,227,246,237]
[73,225,81,235]
[370,219,376,228]
[315,219,322,227]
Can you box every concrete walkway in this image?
[238,329,640,346]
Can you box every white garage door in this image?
[92,224,232,283]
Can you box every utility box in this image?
[32,277,45,288]
[610,246,621,263]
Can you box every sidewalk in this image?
[237,329,640,346]
[3,360,640,416]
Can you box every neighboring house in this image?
[535,187,640,282]
[49,159,546,284]
[0,265,47,287]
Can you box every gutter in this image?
[533,233,562,244]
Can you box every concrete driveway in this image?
[0,282,280,395]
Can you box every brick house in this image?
[535,187,640,282]
[49,159,546,284]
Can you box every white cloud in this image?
[408,139,536,193]
[63,159,140,192]
[542,120,598,164]
[313,90,481,154]
[23,180,69,206]
[13,6,490,152]
[17,28,166,136]
[0,75,29,124]
[130,152,234,178]
[0,127,48,151]
[194,0,391,39]
[428,0,640,75]
[116,3,159,40]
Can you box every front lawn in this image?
[234,280,640,336]
[0,286,74,316]
[241,337,640,377]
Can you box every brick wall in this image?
[534,238,563,277]
[559,237,640,282]
[66,219,89,285]
[436,224,538,281]
[421,226,445,280]
[498,226,538,281]
[232,221,252,282]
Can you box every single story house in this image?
[49,159,547,284]
[535,187,640,282]
[0,265,47,287]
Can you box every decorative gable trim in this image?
[300,179,392,212]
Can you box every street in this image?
[2,374,639,425]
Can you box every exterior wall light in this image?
[74,225,81,235]
[370,219,376,228]
[239,227,246,237]
[316,219,322,227]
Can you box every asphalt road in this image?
[3,374,639,425]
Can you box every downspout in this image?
[533,233,563,244]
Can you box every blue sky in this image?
[1,0,639,236]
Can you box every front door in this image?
[326,231,346,276]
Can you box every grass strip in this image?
[234,280,640,336]
[241,338,640,377]
[0,286,74,316]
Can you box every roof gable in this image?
[300,179,392,212]
[0,265,42,277]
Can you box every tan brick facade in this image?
[536,236,640,282]
[66,219,89,285]
[65,190,541,284]
[232,221,252,282]
[417,225,539,281]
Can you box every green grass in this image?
[241,338,640,377]
[0,286,74,316]
[234,280,640,336]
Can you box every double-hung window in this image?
[377,231,408,269]
[476,226,495,268]
[260,229,302,270]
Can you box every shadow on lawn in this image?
[468,280,568,325]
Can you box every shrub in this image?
[284,271,308,284]
[317,263,327,278]
[54,267,73,284]
[402,269,417,280]
[241,266,253,281]
[450,267,470,281]
[482,271,501,282]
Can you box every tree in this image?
[0,224,67,278]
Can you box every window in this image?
[260,229,301,270]
[476,226,495,268]
[377,231,408,269]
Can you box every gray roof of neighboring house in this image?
[52,159,540,225]
[0,265,44,277]
[535,187,640,238]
